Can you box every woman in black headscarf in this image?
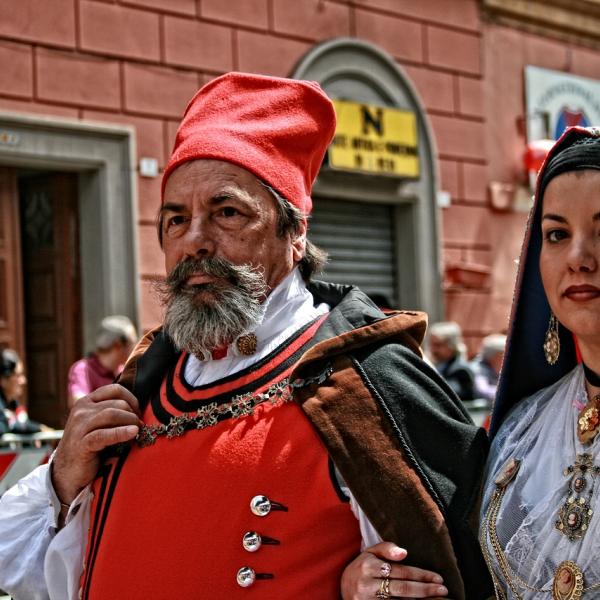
[0,349,41,435]
[480,126,600,599]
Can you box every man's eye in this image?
[165,215,187,229]
[220,207,240,217]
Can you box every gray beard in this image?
[156,257,268,359]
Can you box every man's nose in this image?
[182,216,215,258]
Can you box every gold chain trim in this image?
[479,495,508,600]
[135,363,334,448]
[483,485,545,597]
[136,379,293,447]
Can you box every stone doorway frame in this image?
[0,111,139,352]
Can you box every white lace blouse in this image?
[481,365,600,598]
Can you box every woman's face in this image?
[0,360,26,402]
[540,170,600,345]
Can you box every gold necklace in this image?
[481,458,600,599]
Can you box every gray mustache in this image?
[160,256,268,358]
[166,257,246,291]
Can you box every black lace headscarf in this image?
[490,126,600,436]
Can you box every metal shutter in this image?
[308,198,397,305]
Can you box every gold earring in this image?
[544,313,560,365]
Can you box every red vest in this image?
[81,318,361,599]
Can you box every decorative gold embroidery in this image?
[578,396,600,444]
[136,380,293,447]
[136,364,333,448]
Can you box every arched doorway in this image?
[293,38,442,317]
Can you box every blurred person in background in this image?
[0,348,44,435]
[428,321,477,401]
[470,333,506,403]
[66,315,138,408]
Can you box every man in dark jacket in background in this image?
[428,321,478,401]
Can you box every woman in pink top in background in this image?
[67,315,138,407]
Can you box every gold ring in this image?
[380,561,392,578]
[375,577,390,599]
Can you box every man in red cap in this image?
[0,73,491,600]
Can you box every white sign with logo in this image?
[525,66,600,141]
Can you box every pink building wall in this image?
[0,0,598,354]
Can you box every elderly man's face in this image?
[158,159,306,357]
[161,160,304,291]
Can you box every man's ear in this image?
[291,217,307,263]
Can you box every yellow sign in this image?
[329,99,419,177]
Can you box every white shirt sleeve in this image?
[0,463,91,600]
[45,484,92,600]
[0,464,55,599]
[348,491,384,550]
[337,474,383,550]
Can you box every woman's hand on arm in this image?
[341,542,449,600]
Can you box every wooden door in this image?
[0,168,24,356]
[19,173,82,428]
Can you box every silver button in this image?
[250,495,271,517]
[242,531,262,552]
[236,566,256,587]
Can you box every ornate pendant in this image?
[555,454,599,541]
[553,561,584,600]
[555,496,593,541]
[578,395,600,444]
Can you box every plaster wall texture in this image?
[0,0,596,353]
